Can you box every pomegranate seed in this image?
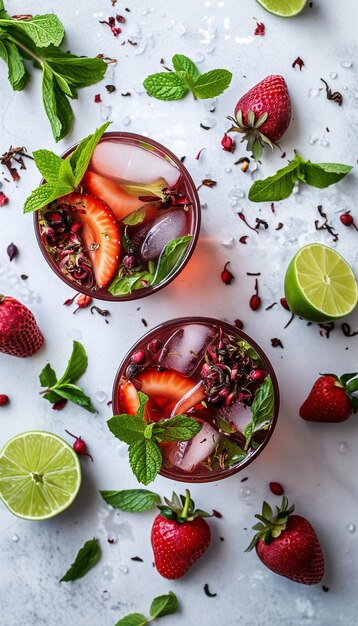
[0,191,9,207]
[147,338,162,353]
[0,394,9,406]
[280,297,290,311]
[116,14,126,22]
[234,319,244,329]
[123,254,137,269]
[221,261,234,285]
[65,430,93,461]
[221,134,236,153]
[131,350,146,365]
[254,21,265,36]
[94,94,102,103]
[250,369,265,382]
[269,482,284,496]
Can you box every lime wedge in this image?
[0,431,81,520]
[256,0,307,17]
[284,243,358,323]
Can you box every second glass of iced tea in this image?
[34,132,200,301]
[112,317,280,483]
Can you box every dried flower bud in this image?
[0,191,9,207]
[280,297,290,311]
[7,242,18,262]
[147,338,162,353]
[269,481,284,496]
[221,134,236,153]
[221,261,234,285]
[340,211,357,230]
[250,369,265,382]
[131,350,146,365]
[73,294,92,313]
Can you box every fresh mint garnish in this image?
[60,538,101,582]
[24,122,110,213]
[108,235,193,295]
[243,376,274,449]
[39,340,97,413]
[143,53,232,101]
[248,152,353,202]
[114,592,178,626]
[0,4,106,140]
[100,489,161,512]
[107,392,201,485]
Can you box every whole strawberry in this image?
[300,373,358,423]
[227,75,291,160]
[0,295,44,357]
[247,497,325,585]
[151,489,211,579]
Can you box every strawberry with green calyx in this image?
[246,497,325,585]
[151,489,212,579]
[299,373,358,423]
[227,75,291,161]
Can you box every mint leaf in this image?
[23,182,73,213]
[45,53,107,88]
[42,67,74,142]
[58,340,88,384]
[153,415,201,442]
[143,72,188,100]
[55,384,97,414]
[151,235,192,286]
[71,122,110,185]
[150,592,178,619]
[33,149,63,182]
[60,538,100,582]
[122,207,146,226]
[172,54,200,81]
[300,161,353,188]
[248,159,300,202]
[3,14,65,47]
[244,376,274,447]
[99,489,161,512]
[108,269,153,296]
[137,392,149,421]
[0,39,28,90]
[107,414,146,445]
[193,69,232,98]
[39,363,57,388]
[213,438,247,469]
[115,615,147,626]
[129,439,162,485]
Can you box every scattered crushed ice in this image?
[224,166,232,173]
[220,233,235,247]
[329,71,337,79]
[95,390,107,403]
[102,565,114,581]
[337,441,348,454]
[119,564,129,574]
[308,88,320,98]
[340,60,353,68]
[192,51,205,63]
[200,117,216,129]
[346,523,356,533]
[122,116,131,127]
[239,485,251,499]
[11,534,19,542]
[100,104,112,121]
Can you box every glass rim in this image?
[111,316,280,484]
[33,131,201,302]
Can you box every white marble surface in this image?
[1,0,358,624]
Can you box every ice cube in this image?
[218,400,252,433]
[159,324,215,376]
[168,421,220,472]
[141,209,187,261]
[91,141,180,187]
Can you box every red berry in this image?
[221,261,234,285]
[340,212,354,227]
[280,297,290,311]
[147,338,162,353]
[65,430,93,461]
[73,294,92,314]
[250,369,265,382]
[234,319,244,329]
[250,294,261,311]
[269,481,284,496]
[0,394,9,406]
[0,295,44,358]
[221,134,236,153]
[131,350,146,365]
[52,399,67,411]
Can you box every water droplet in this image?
[354,91,358,99]
[95,390,107,403]
[200,202,208,210]
[118,443,128,458]
[119,564,129,574]
[224,166,232,173]
[292,181,300,195]
[308,88,319,98]
[122,116,131,127]
[12,534,19,542]
[337,441,348,454]
[240,486,251,498]
[100,104,112,121]
[230,187,245,199]
[340,60,352,69]
[346,523,355,533]
[193,51,205,63]
[308,133,319,145]
[200,117,216,129]
[220,233,235,247]
[229,198,238,208]
[133,82,145,94]
[141,8,149,15]
[178,24,186,36]
[101,590,111,601]
[319,139,329,147]
[329,71,337,79]
[342,85,348,91]
[102,565,114,581]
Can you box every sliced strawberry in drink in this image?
[82,171,145,221]
[119,379,140,414]
[170,381,206,416]
[65,192,120,288]
[135,368,202,421]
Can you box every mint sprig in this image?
[39,341,97,413]
[248,152,353,202]
[23,122,110,213]
[115,592,178,626]
[0,3,106,140]
[143,53,232,101]
[107,392,201,485]
[243,376,274,449]
[60,538,101,582]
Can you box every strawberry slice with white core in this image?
[65,192,120,288]
[82,171,145,221]
[135,368,201,421]
[167,419,220,472]
[119,379,140,414]
[91,141,181,187]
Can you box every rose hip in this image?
[65,430,93,461]
[0,394,9,406]
[249,279,261,311]
[147,338,162,353]
[221,261,234,285]
[73,294,92,313]
[340,211,358,231]
[269,482,284,496]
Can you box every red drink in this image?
[112,318,279,483]
[34,132,200,301]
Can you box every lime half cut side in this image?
[284,243,358,323]
[256,0,307,17]
[0,431,81,520]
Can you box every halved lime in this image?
[256,0,307,17]
[0,431,81,520]
[284,243,358,323]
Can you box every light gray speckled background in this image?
[1,1,358,624]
